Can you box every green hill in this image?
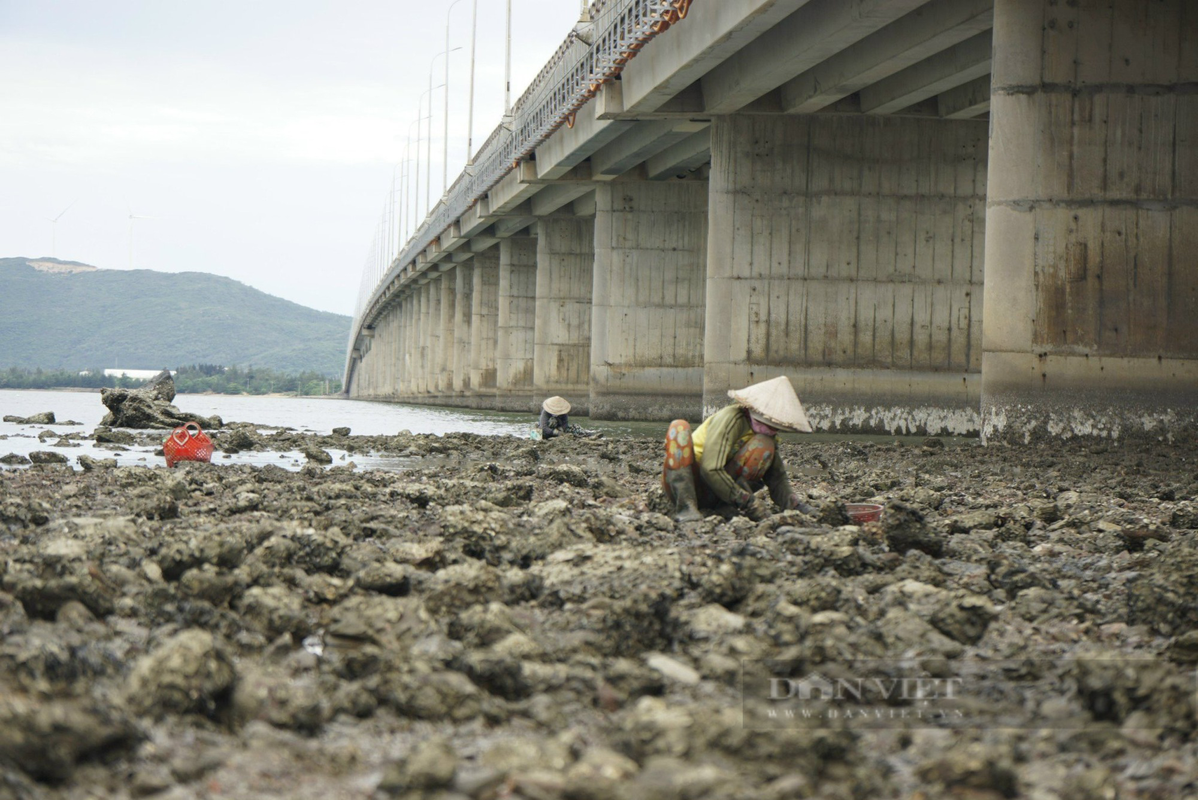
[0,257,351,377]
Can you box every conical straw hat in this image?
[727,376,812,433]
[542,396,571,415]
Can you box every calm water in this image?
[0,389,966,472]
[0,389,667,471]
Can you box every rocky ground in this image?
[1,422,1197,799]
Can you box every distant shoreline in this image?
[0,387,342,399]
[0,386,104,393]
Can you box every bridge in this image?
[344,0,1196,442]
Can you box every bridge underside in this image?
[348,0,1197,442]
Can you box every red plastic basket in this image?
[163,422,214,467]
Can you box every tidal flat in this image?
[1,425,1196,799]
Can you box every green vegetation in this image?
[171,364,340,395]
[0,365,342,395]
[0,367,132,390]
[0,257,351,377]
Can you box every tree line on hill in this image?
[0,365,342,396]
[0,257,352,377]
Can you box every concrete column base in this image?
[704,366,981,436]
[982,352,1198,443]
[590,366,705,421]
[493,393,538,414]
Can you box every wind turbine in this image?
[45,201,76,258]
[126,201,155,269]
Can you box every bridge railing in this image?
[346,0,693,378]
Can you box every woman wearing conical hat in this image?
[538,396,573,439]
[662,376,815,523]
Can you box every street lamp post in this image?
[387,170,395,264]
[415,94,424,226]
[427,48,459,213]
[414,82,444,223]
[401,117,419,243]
[400,157,414,244]
[504,0,513,116]
[443,0,468,197]
[466,0,478,166]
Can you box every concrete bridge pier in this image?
[379,312,395,400]
[496,235,538,411]
[437,270,455,398]
[453,262,473,397]
[590,180,708,421]
[703,113,988,435]
[469,248,500,406]
[427,279,441,397]
[402,292,417,399]
[427,280,440,396]
[981,0,1198,442]
[353,330,374,397]
[534,216,595,415]
[415,288,427,397]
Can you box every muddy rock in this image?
[928,589,998,644]
[622,756,738,800]
[355,561,411,596]
[232,664,324,733]
[915,741,1019,797]
[1,453,31,466]
[0,694,137,783]
[378,736,457,794]
[563,747,639,799]
[884,501,945,556]
[949,509,1001,533]
[1169,502,1198,529]
[988,554,1055,599]
[236,585,315,639]
[220,426,258,451]
[1164,630,1198,664]
[3,411,55,424]
[100,371,222,429]
[539,463,589,487]
[93,427,136,445]
[0,427,1194,797]
[77,454,118,470]
[382,667,485,722]
[303,446,333,464]
[29,450,69,465]
[1126,534,1198,636]
[126,629,237,719]
[425,562,505,615]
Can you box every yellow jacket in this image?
[692,404,794,507]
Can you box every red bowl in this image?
[846,503,883,524]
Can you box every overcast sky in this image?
[0,1,583,316]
